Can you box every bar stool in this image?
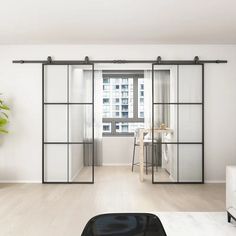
[131,129,158,174]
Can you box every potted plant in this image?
[0,95,10,134]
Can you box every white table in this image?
[138,128,173,182]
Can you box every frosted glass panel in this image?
[69,65,93,103]
[153,70,171,103]
[179,145,202,182]
[179,105,202,142]
[44,105,67,142]
[153,144,177,182]
[69,105,92,142]
[179,65,202,103]
[44,144,67,182]
[69,144,93,182]
[44,65,67,103]
[153,66,178,103]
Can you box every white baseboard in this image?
[102,163,130,166]
[205,180,225,183]
[0,180,41,183]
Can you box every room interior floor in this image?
[0,166,225,236]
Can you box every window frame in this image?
[102,71,144,136]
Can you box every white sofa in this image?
[226,166,236,222]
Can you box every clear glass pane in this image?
[179,65,202,103]
[153,144,177,182]
[138,78,145,118]
[153,105,177,142]
[69,144,93,182]
[179,144,202,182]
[69,65,93,103]
[44,144,67,182]
[44,65,67,103]
[44,105,67,142]
[179,105,202,142]
[102,77,133,118]
[115,122,144,133]
[69,105,92,142]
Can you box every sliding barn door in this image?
[42,64,94,183]
[152,64,204,183]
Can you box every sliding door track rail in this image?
[13,56,227,65]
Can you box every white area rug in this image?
[155,212,236,236]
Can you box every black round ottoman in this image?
[81,213,167,236]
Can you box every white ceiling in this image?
[0,0,236,44]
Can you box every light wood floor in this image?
[0,166,225,236]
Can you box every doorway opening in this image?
[42,62,204,184]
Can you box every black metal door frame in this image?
[42,63,95,184]
[151,63,204,184]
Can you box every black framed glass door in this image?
[42,63,94,183]
[152,64,204,183]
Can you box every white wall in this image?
[102,137,134,166]
[0,44,236,182]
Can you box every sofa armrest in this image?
[226,166,236,209]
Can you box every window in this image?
[103,98,109,104]
[139,112,144,118]
[138,79,145,118]
[122,92,128,97]
[122,98,128,104]
[103,78,109,84]
[115,122,145,133]
[103,85,109,90]
[121,85,128,90]
[103,123,111,133]
[102,73,144,135]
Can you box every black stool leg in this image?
[228,212,231,223]
[145,145,148,175]
[155,144,158,171]
[132,141,136,172]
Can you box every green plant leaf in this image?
[0,118,8,126]
[1,112,8,118]
[0,95,10,134]
[0,104,10,110]
[0,129,8,134]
